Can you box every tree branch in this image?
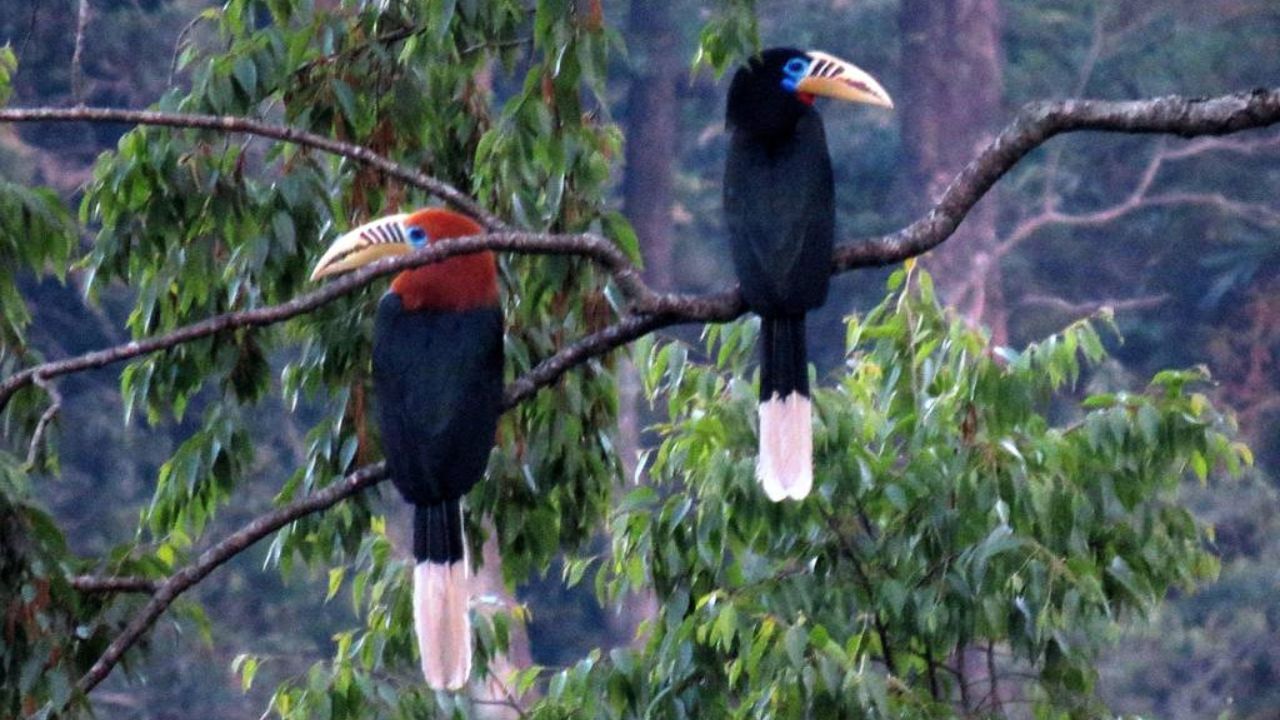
[831,88,1280,272]
[0,106,500,229]
[1000,128,1279,256]
[0,231,650,413]
[71,575,161,594]
[1019,292,1171,318]
[75,461,388,695]
[5,90,1277,419]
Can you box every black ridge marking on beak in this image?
[847,79,872,94]
[326,246,362,267]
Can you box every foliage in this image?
[0,178,77,463]
[693,0,760,76]
[584,266,1239,717]
[0,455,85,718]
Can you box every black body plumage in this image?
[372,294,503,564]
[725,48,836,319]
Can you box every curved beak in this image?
[310,213,411,281]
[796,51,894,109]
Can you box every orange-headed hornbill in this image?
[724,48,892,501]
[311,209,500,690]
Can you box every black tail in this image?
[760,314,809,402]
[756,314,814,501]
[413,501,465,564]
[412,500,471,690]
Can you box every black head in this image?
[726,46,894,139]
[726,47,814,138]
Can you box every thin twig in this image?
[1019,292,1171,318]
[168,13,207,85]
[24,374,62,469]
[986,640,1002,714]
[17,0,44,61]
[471,698,530,719]
[817,506,899,677]
[1039,6,1107,209]
[70,0,90,104]
[1160,131,1280,159]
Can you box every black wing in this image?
[373,294,503,506]
[724,111,835,316]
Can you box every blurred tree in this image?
[622,0,680,291]
[899,0,1009,340]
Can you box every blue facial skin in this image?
[407,225,429,249]
[781,56,810,92]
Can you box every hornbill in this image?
[311,208,501,690]
[724,48,892,501]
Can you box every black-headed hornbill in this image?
[311,208,501,690]
[724,48,892,501]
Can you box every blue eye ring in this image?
[407,226,428,247]
[781,56,810,92]
[783,57,810,78]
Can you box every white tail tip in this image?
[414,560,472,691]
[757,392,813,501]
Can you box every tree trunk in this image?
[622,0,679,291]
[472,531,535,717]
[899,0,1008,342]
[610,0,678,647]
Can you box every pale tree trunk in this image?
[622,2,680,289]
[611,0,679,646]
[900,0,1009,343]
[623,0,680,292]
[471,530,535,718]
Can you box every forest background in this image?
[0,0,1278,718]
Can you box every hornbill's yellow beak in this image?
[794,51,894,109]
[310,213,415,281]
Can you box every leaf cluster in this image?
[567,267,1244,718]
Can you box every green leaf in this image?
[326,566,345,601]
[602,211,643,264]
[233,56,258,95]
[0,44,16,106]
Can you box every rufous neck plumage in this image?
[389,209,498,313]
